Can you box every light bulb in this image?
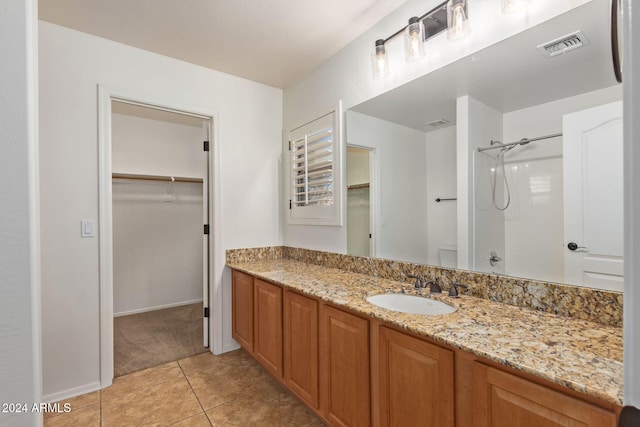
[447,0,471,41]
[501,0,531,14]
[404,17,425,62]
[371,39,390,79]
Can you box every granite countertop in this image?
[227,258,623,405]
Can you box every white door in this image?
[563,101,623,291]
[202,121,211,347]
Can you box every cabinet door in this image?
[472,363,617,427]
[254,279,283,378]
[283,291,319,409]
[320,305,370,427]
[377,326,454,427]
[231,270,254,352]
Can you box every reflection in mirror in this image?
[347,146,373,257]
[346,0,623,290]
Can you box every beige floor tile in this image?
[43,403,100,427]
[102,361,185,401]
[170,413,213,427]
[102,379,202,426]
[205,380,320,426]
[178,349,250,376]
[43,390,100,419]
[183,354,272,410]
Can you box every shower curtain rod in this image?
[477,132,562,152]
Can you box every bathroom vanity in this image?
[227,249,622,427]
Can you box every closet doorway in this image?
[347,145,375,257]
[110,101,211,377]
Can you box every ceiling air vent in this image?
[538,31,589,57]
[425,118,450,128]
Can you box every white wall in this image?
[347,147,369,186]
[283,0,590,254]
[0,1,41,426]
[39,21,282,400]
[457,96,504,272]
[501,85,621,282]
[112,113,204,316]
[346,111,428,263]
[425,126,457,266]
[113,181,203,315]
[112,113,204,177]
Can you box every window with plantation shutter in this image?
[288,104,342,225]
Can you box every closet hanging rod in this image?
[112,173,203,183]
[477,132,562,152]
[348,183,370,190]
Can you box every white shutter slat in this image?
[293,179,332,188]
[292,129,331,148]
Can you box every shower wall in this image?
[458,96,505,274]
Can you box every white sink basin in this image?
[366,294,456,315]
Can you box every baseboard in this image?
[42,381,101,404]
[114,298,203,317]
[222,340,241,354]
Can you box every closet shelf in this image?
[112,173,203,183]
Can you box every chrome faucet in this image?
[448,283,468,298]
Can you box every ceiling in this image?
[39,0,409,89]
[352,0,620,131]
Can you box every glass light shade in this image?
[447,0,471,41]
[404,17,425,62]
[371,39,390,79]
[501,0,531,14]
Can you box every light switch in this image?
[81,220,95,238]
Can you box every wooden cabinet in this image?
[230,269,620,427]
[472,363,617,427]
[375,326,454,427]
[231,270,254,352]
[320,305,370,427]
[283,290,319,409]
[253,279,283,378]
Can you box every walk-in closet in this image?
[111,101,209,376]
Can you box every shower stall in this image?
[472,133,565,281]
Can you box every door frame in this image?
[97,85,222,388]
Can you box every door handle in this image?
[567,242,588,252]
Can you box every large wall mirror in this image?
[345,0,623,291]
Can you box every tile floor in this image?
[44,350,323,426]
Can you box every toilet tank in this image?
[439,245,458,268]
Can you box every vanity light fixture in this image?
[371,0,460,79]
[404,17,426,62]
[372,39,390,79]
[501,0,531,14]
[447,0,471,41]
